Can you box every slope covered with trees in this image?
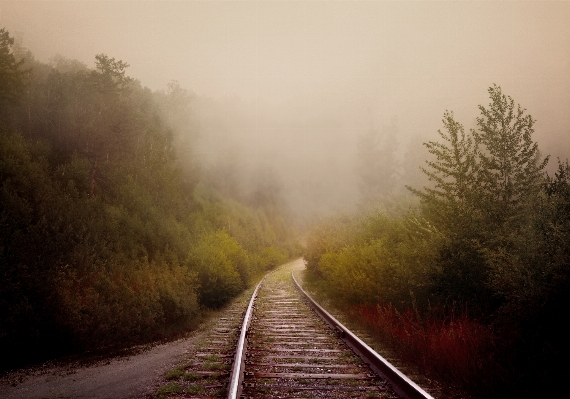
[0,28,298,371]
[305,85,570,397]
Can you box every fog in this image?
[2,1,569,221]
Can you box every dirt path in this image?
[0,336,196,399]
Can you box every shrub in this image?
[188,230,248,308]
[351,303,499,393]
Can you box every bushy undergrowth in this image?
[305,200,570,397]
[0,29,298,371]
[308,210,437,309]
[350,303,498,392]
[0,128,293,370]
[305,86,570,397]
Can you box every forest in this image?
[305,85,570,396]
[0,28,299,371]
[2,17,570,397]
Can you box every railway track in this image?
[228,260,434,399]
[154,260,433,398]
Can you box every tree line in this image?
[305,84,570,397]
[0,28,299,371]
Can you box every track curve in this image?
[228,260,434,399]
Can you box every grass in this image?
[185,384,205,395]
[156,382,183,395]
[164,367,184,380]
[183,372,201,381]
[201,353,220,362]
[203,361,230,371]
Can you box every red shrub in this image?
[350,303,497,388]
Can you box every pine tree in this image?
[408,112,486,307]
[409,86,551,312]
[408,111,478,229]
[472,84,548,226]
[408,112,488,308]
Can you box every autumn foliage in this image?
[0,28,297,371]
[305,87,570,397]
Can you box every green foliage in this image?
[0,28,27,125]
[405,86,550,314]
[483,158,570,318]
[93,54,132,90]
[473,84,548,226]
[0,28,297,371]
[156,382,183,395]
[0,131,201,367]
[187,190,293,308]
[306,85,569,396]
[164,367,184,380]
[304,214,360,276]
[257,246,289,270]
[408,111,479,229]
[188,230,248,308]
[191,181,296,274]
[404,110,491,308]
[305,208,438,309]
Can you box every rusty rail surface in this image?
[291,272,434,399]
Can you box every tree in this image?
[408,86,549,311]
[73,54,135,196]
[408,111,490,309]
[0,28,27,127]
[92,54,132,92]
[411,85,548,230]
[472,84,548,227]
[408,111,478,229]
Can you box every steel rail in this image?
[226,277,264,399]
[291,271,435,399]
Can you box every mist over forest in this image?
[2,1,569,223]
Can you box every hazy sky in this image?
[2,2,569,122]
[2,1,569,216]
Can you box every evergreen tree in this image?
[75,54,136,196]
[409,87,549,311]
[408,111,489,309]
[408,111,478,229]
[0,28,27,128]
[473,84,548,227]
